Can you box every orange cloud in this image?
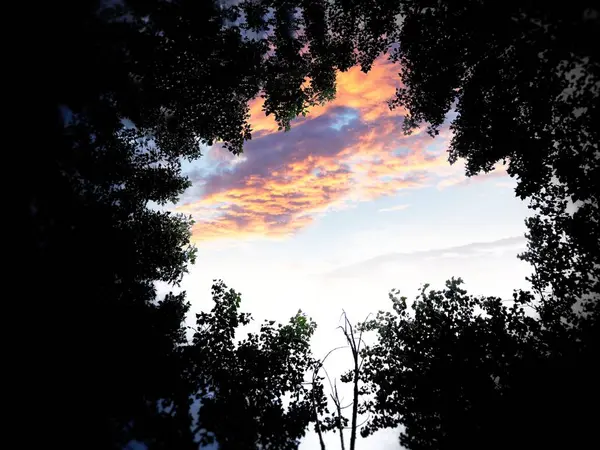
[178,56,468,242]
[248,57,404,137]
[334,59,406,121]
[188,163,354,241]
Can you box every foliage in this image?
[50,0,362,154]
[382,0,600,308]
[32,0,358,448]
[187,280,321,450]
[359,278,600,450]
[308,0,600,308]
[331,4,600,447]
[29,1,599,449]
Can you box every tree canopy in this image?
[131,280,323,450]
[382,0,599,309]
[358,278,599,450]
[31,0,353,448]
[27,0,599,449]
[349,7,599,445]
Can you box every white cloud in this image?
[324,236,528,279]
[378,203,411,213]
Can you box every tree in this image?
[186,280,322,450]
[359,278,600,450]
[311,312,371,450]
[309,0,599,310]
[381,1,599,309]
[27,1,599,448]
[29,1,360,448]
[319,4,599,446]
[86,280,324,450]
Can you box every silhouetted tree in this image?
[29,1,359,448]
[27,1,599,448]
[327,5,599,446]
[186,281,322,450]
[318,0,600,310]
[311,312,371,450]
[99,280,324,450]
[382,1,599,309]
[359,278,600,450]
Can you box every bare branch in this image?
[355,411,371,430]
[319,345,349,367]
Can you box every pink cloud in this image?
[176,57,465,242]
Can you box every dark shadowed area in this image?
[25,1,598,450]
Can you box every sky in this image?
[159,56,534,449]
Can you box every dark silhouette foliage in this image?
[185,281,322,450]
[26,0,599,449]
[359,279,599,450]
[347,5,600,445]
[27,1,350,449]
[382,0,600,308]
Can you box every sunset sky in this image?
[161,57,534,449]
